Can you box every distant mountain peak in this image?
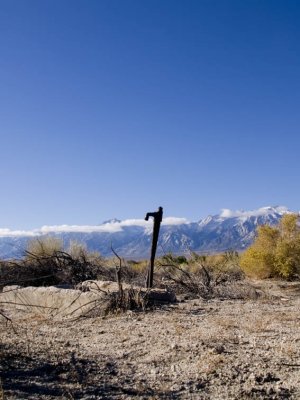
[0,205,296,259]
[219,205,289,219]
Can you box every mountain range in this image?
[0,206,293,260]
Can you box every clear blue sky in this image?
[1,0,300,229]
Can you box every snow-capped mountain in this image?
[0,206,292,259]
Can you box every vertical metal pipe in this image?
[145,207,163,288]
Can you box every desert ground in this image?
[1,280,300,399]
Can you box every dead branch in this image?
[110,243,123,293]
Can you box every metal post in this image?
[145,207,163,288]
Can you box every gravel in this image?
[1,280,300,399]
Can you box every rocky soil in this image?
[1,280,300,399]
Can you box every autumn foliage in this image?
[240,214,300,279]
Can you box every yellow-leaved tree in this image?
[274,214,300,278]
[240,214,300,279]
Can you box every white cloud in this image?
[220,209,241,218]
[0,217,189,237]
[0,208,293,238]
[39,224,123,234]
[162,217,189,225]
[116,219,151,228]
[220,206,289,219]
[0,229,37,237]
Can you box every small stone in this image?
[215,345,225,354]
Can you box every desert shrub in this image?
[67,241,101,263]
[100,288,149,315]
[121,260,148,286]
[26,237,63,259]
[0,237,112,288]
[127,259,148,273]
[0,257,62,288]
[240,214,300,279]
[185,251,243,280]
[104,254,149,287]
[160,254,188,265]
[157,251,245,299]
[0,242,147,291]
[24,237,102,285]
[25,252,99,286]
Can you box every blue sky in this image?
[1,0,300,229]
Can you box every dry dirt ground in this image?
[1,280,300,399]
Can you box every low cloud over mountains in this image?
[0,206,292,259]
